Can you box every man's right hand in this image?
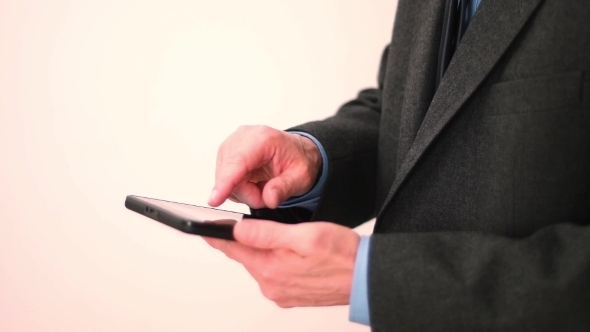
[208,125,322,209]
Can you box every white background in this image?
[0,0,397,331]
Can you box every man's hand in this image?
[208,125,322,209]
[203,219,360,307]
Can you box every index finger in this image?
[209,127,278,206]
[203,236,266,266]
[209,158,250,207]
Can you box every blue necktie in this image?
[436,0,470,88]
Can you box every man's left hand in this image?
[203,218,360,308]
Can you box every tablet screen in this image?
[139,197,243,223]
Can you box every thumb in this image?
[262,168,302,208]
[234,219,295,250]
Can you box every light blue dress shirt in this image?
[281,0,482,326]
[278,132,329,212]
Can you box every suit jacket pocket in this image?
[480,71,583,116]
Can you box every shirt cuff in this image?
[277,131,329,212]
[349,235,371,326]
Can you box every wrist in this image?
[296,135,322,189]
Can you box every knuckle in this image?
[236,125,251,132]
[259,265,278,282]
[258,125,281,142]
[258,125,272,134]
[237,125,279,151]
[299,241,315,256]
[221,249,236,261]
[275,301,292,309]
[258,255,283,281]
[260,285,281,302]
[225,156,246,172]
[216,142,229,162]
[217,140,226,154]
[301,230,325,254]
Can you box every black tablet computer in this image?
[125,195,252,241]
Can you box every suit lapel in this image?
[377,0,545,219]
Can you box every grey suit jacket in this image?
[253,0,590,330]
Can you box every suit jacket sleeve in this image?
[369,222,590,331]
[250,45,390,228]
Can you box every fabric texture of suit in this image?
[252,0,590,330]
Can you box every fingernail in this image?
[209,189,217,203]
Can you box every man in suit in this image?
[205,0,590,330]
